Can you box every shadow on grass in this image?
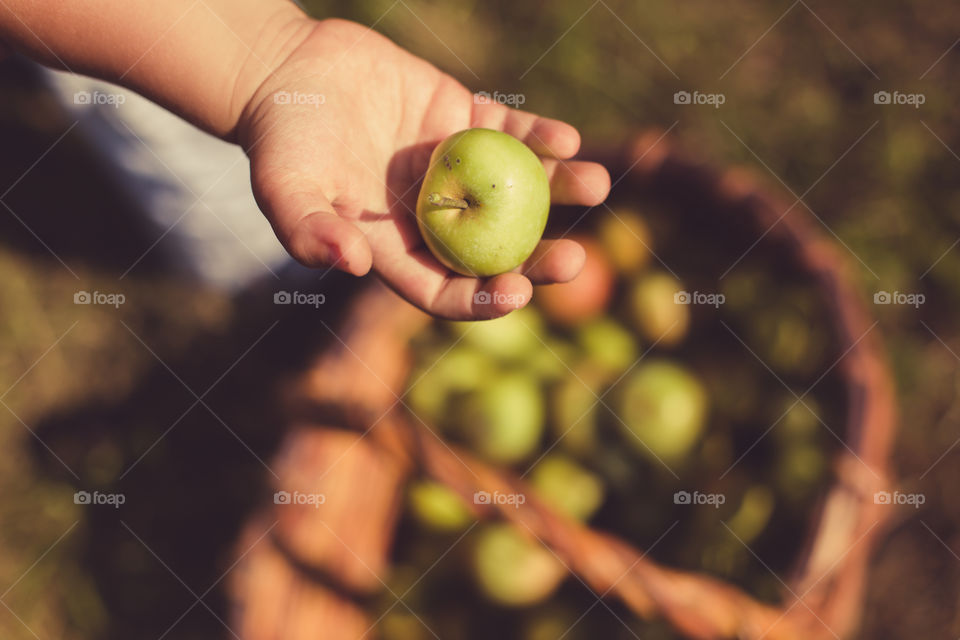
[0,57,362,639]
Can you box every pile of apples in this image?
[405,210,704,574]
[388,205,831,638]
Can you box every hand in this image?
[237,18,611,320]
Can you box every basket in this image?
[227,131,896,640]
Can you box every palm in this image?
[239,19,610,319]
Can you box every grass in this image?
[2,0,960,637]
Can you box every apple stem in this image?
[427,192,469,209]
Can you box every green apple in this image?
[726,485,774,543]
[775,395,821,442]
[405,345,495,423]
[749,307,822,375]
[597,208,653,274]
[776,442,826,502]
[430,344,495,390]
[526,337,577,381]
[407,480,473,533]
[379,611,431,640]
[575,317,639,377]
[416,128,550,276]
[472,524,565,606]
[530,454,605,521]
[448,306,544,361]
[405,364,447,423]
[627,272,689,347]
[550,364,608,454]
[523,609,585,640]
[460,371,545,464]
[614,360,707,463]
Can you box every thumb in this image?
[253,169,373,276]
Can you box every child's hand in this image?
[237,19,611,320]
[0,0,610,320]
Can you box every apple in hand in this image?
[416,128,551,276]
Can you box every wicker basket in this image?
[228,131,896,640]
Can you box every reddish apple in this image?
[535,236,615,327]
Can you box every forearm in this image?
[0,0,313,139]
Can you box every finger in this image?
[468,272,533,319]
[543,159,611,206]
[375,244,533,321]
[519,239,586,284]
[252,168,373,276]
[286,211,373,276]
[471,102,581,159]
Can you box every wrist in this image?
[235,18,379,152]
[0,0,317,139]
[226,5,317,143]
